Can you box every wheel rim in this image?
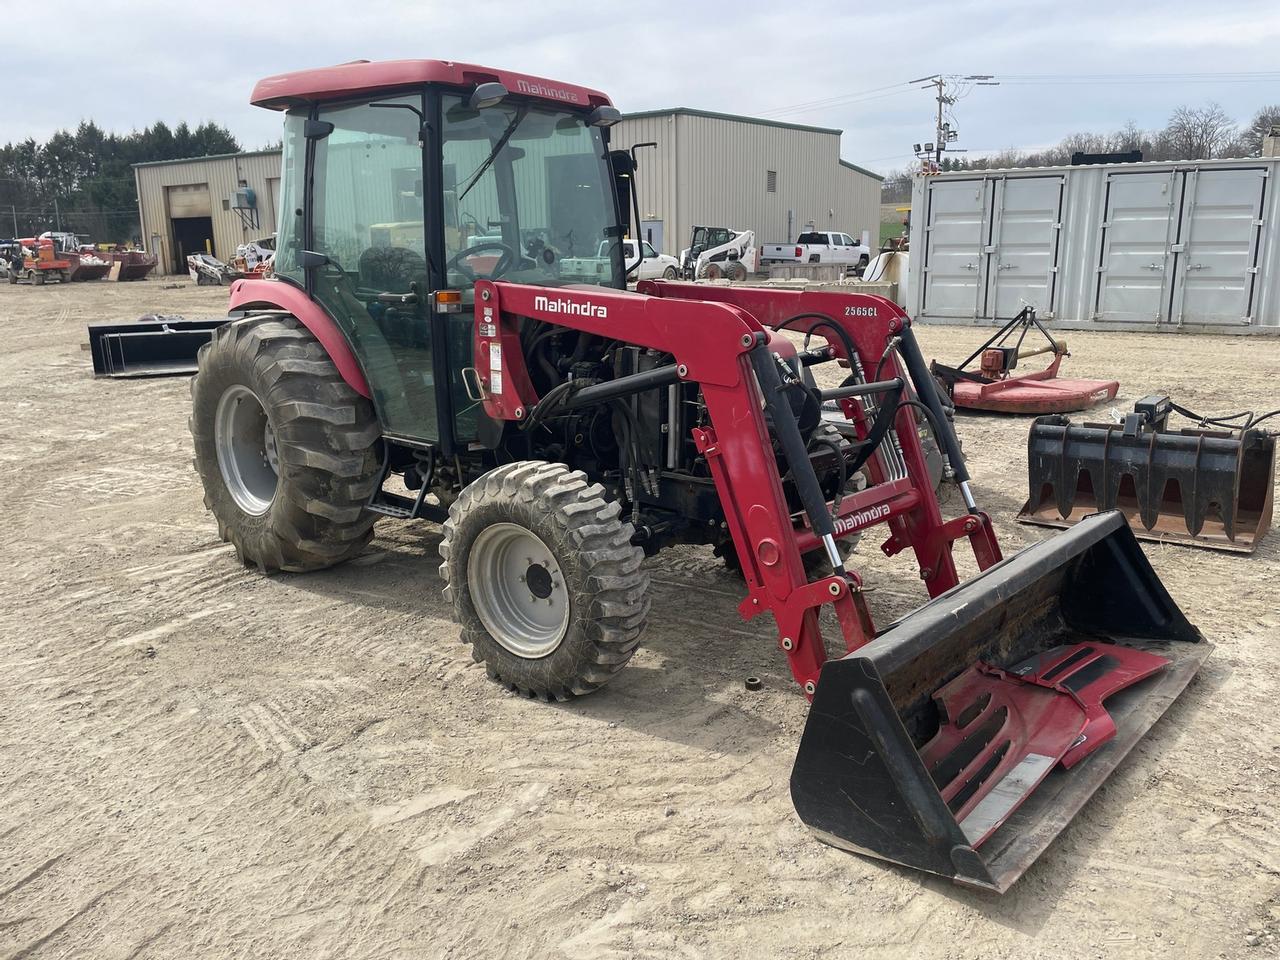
[467,522,570,658]
[214,384,278,516]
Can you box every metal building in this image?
[134,108,882,273]
[611,108,883,256]
[134,150,282,276]
[910,157,1280,332]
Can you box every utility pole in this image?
[10,204,16,237]
[910,74,999,172]
[54,198,61,233]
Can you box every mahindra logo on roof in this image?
[515,79,581,104]
[534,294,607,318]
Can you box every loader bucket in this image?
[1018,415,1276,553]
[790,511,1210,892]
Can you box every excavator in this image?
[186,59,1211,892]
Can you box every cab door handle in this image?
[376,291,419,305]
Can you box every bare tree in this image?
[1240,105,1280,156]
[1163,103,1238,160]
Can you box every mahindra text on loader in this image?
[189,59,1211,892]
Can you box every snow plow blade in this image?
[790,511,1210,892]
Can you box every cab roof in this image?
[250,60,613,112]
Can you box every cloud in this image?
[0,0,1277,172]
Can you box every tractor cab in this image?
[261,63,626,450]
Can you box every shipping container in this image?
[909,158,1280,331]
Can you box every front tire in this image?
[662,266,678,280]
[439,461,649,701]
[190,314,381,572]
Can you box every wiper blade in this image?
[459,105,528,203]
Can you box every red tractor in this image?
[189,60,1211,892]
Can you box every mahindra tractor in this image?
[189,60,1211,892]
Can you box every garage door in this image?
[986,176,1064,320]
[166,183,212,218]
[1170,167,1267,325]
[1095,171,1177,323]
[920,179,990,318]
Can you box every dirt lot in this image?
[1,277,1278,960]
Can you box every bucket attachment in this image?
[88,316,228,378]
[790,511,1210,892]
[1018,396,1276,553]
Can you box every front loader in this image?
[189,59,1211,892]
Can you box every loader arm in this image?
[474,280,999,697]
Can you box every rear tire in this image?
[662,266,677,280]
[190,314,381,573]
[439,461,649,701]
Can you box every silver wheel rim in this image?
[467,522,570,658]
[214,384,278,516]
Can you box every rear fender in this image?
[227,278,370,398]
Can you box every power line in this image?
[1000,70,1280,84]
[756,81,917,118]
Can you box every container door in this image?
[1170,167,1267,325]
[986,176,1064,320]
[1095,171,1177,323]
[921,179,989,318]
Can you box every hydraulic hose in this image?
[893,325,979,513]
[748,342,845,574]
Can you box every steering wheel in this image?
[446,240,519,281]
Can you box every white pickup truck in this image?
[761,231,871,270]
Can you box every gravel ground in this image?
[1,277,1277,960]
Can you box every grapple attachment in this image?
[790,511,1210,892]
[1018,398,1276,552]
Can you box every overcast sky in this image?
[2,0,1279,174]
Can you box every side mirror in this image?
[304,119,334,140]
[609,150,635,175]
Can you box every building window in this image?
[766,170,777,193]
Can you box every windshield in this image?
[441,96,623,290]
[690,227,731,255]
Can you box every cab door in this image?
[309,93,437,441]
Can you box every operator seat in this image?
[358,245,428,348]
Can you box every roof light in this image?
[468,82,507,110]
[586,105,622,127]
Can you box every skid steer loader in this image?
[190,59,1211,892]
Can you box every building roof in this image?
[620,108,883,181]
[839,158,884,182]
[621,106,843,137]
[133,149,282,170]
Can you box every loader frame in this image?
[473,278,1001,695]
